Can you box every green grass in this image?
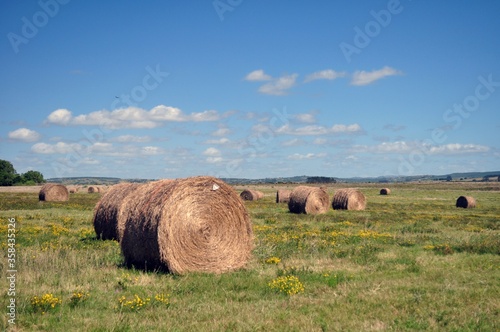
[1,183,499,331]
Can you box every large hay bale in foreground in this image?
[88,186,100,193]
[276,189,291,203]
[93,182,142,240]
[39,184,69,202]
[288,186,329,215]
[120,176,253,274]
[332,188,366,210]
[240,189,264,201]
[456,196,476,208]
[380,188,391,195]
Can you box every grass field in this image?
[1,182,499,331]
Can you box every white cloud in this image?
[287,152,326,160]
[212,127,231,137]
[258,74,298,96]
[244,69,272,81]
[276,123,362,136]
[203,147,221,156]
[45,105,221,129]
[205,138,230,145]
[90,142,113,153]
[351,66,402,86]
[188,110,220,122]
[46,109,72,125]
[141,146,163,155]
[80,157,100,165]
[149,105,185,121]
[294,113,316,124]
[8,128,41,142]
[313,138,327,145]
[304,69,346,83]
[206,156,223,163]
[203,147,223,163]
[31,142,83,154]
[281,138,302,147]
[331,124,362,133]
[251,123,273,134]
[112,135,151,143]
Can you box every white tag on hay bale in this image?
[212,184,220,191]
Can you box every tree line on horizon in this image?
[0,159,45,186]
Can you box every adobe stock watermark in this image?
[6,218,17,325]
[211,106,289,179]
[50,64,169,178]
[7,0,71,54]
[339,0,406,63]
[398,74,499,175]
[213,0,243,21]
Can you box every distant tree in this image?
[22,170,45,184]
[306,176,337,184]
[0,159,17,186]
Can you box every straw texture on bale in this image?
[332,189,366,210]
[276,189,291,203]
[240,189,264,201]
[288,186,329,215]
[120,176,253,274]
[456,196,476,208]
[39,183,69,202]
[93,182,142,240]
[88,186,100,193]
[380,188,391,195]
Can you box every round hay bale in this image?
[240,189,264,201]
[120,176,253,274]
[456,196,476,208]
[380,188,391,195]
[276,189,291,203]
[39,184,69,202]
[288,186,329,215]
[69,186,80,194]
[332,188,366,210]
[88,186,100,193]
[93,182,142,240]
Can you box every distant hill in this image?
[47,171,500,185]
[47,177,150,185]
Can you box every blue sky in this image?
[1,0,499,180]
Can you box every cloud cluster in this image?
[203,147,223,163]
[353,141,489,155]
[275,123,362,136]
[45,105,220,129]
[245,66,402,95]
[31,141,165,157]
